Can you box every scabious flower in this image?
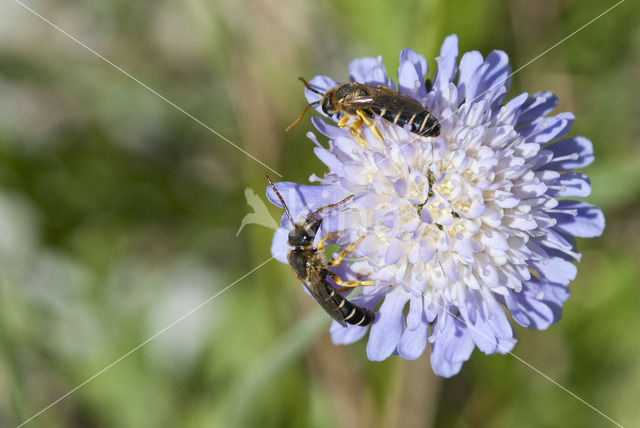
[267,34,604,377]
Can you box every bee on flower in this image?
[267,34,604,377]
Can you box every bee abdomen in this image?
[374,107,440,137]
[330,289,375,326]
[411,111,440,136]
[378,108,406,126]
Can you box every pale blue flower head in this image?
[268,35,604,377]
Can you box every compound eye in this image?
[302,234,312,245]
[322,98,333,115]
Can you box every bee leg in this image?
[316,232,340,251]
[348,118,367,147]
[329,235,365,266]
[350,130,367,147]
[331,273,375,287]
[337,116,350,128]
[350,117,363,131]
[356,110,384,142]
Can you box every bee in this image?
[285,77,440,144]
[266,176,375,327]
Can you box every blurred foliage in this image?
[0,0,638,427]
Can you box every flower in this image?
[267,34,604,377]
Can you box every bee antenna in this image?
[266,175,293,223]
[284,102,318,132]
[307,194,354,219]
[298,77,325,95]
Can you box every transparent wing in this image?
[302,270,347,327]
[344,86,425,113]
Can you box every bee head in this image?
[288,220,320,247]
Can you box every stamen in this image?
[552,152,580,163]
[546,208,578,216]
[548,184,567,192]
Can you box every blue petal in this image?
[441,257,459,283]
[349,57,378,83]
[406,293,423,329]
[393,178,409,197]
[516,92,558,126]
[509,279,564,330]
[349,56,389,87]
[519,112,575,144]
[484,50,511,105]
[457,50,483,101]
[545,277,570,303]
[368,66,392,88]
[459,293,497,354]
[398,48,428,100]
[482,293,516,353]
[547,173,591,197]
[330,290,386,344]
[432,35,459,94]
[311,116,347,138]
[495,92,529,126]
[545,136,594,170]
[431,353,464,378]
[270,227,289,263]
[459,290,516,354]
[314,146,344,176]
[470,50,511,106]
[385,241,406,265]
[550,200,605,238]
[366,288,409,361]
[397,318,428,359]
[531,255,577,286]
[539,228,577,257]
[330,321,369,344]
[430,312,474,378]
[502,293,531,327]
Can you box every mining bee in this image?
[266,176,375,327]
[285,77,440,145]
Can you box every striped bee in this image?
[286,78,440,144]
[266,176,375,327]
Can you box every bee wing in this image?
[369,91,425,110]
[347,97,376,105]
[303,270,347,327]
[344,88,425,115]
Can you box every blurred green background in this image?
[1,0,638,427]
